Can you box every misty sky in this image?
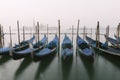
[0,0,120,30]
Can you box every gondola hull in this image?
[33,48,57,61]
[77,36,94,60]
[61,35,73,60]
[34,35,58,61]
[0,47,12,55]
[11,35,47,60]
[61,48,73,60]
[77,46,94,62]
[86,36,120,58]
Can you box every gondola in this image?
[0,35,35,55]
[33,34,58,61]
[85,36,108,49]
[61,34,73,60]
[14,35,35,48]
[77,35,94,60]
[105,35,120,49]
[86,36,120,58]
[105,35,118,46]
[11,35,47,60]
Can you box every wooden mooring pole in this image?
[47,24,48,44]
[30,27,32,38]
[35,25,37,43]
[96,21,100,48]
[117,23,120,47]
[2,26,4,47]
[17,21,20,45]
[0,24,2,47]
[91,28,92,38]
[9,26,12,47]
[83,26,86,40]
[106,25,109,48]
[58,20,60,57]
[76,20,80,56]
[72,25,74,43]
[77,20,80,38]
[23,26,25,41]
[37,22,40,42]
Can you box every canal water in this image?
[0,28,120,80]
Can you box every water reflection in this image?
[61,57,73,80]
[34,54,56,80]
[14,57,32,80]
[79,54,94,80]
[99,53,120,70]
[0,55,11,65]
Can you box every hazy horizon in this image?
[0,0,120,30]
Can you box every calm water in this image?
[0,29,120,80]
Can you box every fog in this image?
[0,0,120,30]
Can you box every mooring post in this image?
[37,22,40,43]
[58,20,60,57]
[0,24,2,47]
[77,20,80,38]
[76,20,80,56]
[17,20,20,46]
[23,26,25,41]
[47,24,48,44]
[117,23,120,47]
[83,26,86,40]
[118,23,120,47]
[118,23,120,36]
[91,28,92,38]
[72,25,74,43]
[96,21,100,48]
[33,20,37,43]
[106,25,109,48]
[85,27,87,39]
[2,26,4,47]
[30,27,32,38]
[35,25,37,43]
[9,26,12,47]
